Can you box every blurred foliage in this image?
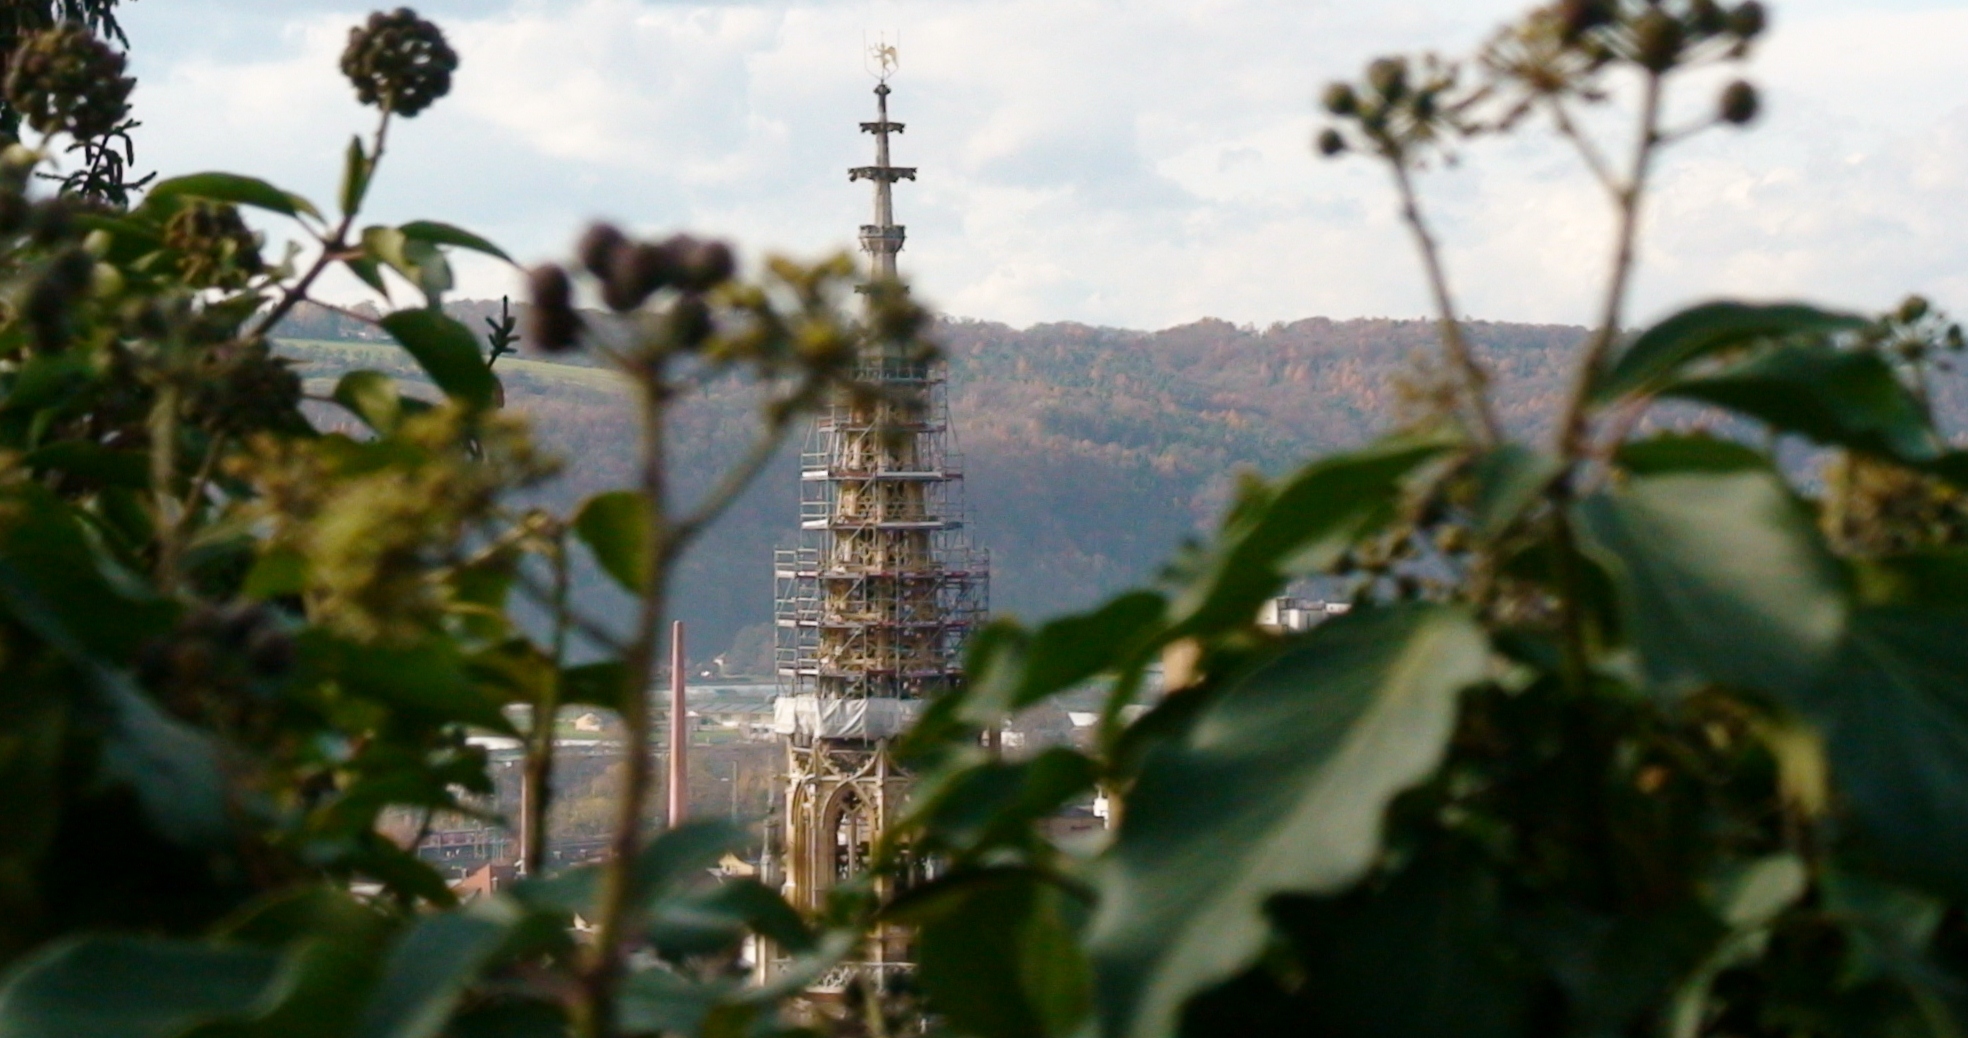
[6,3,1968,1038]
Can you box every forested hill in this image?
[277,303,1586,670]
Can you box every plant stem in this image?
[148,383,182,592]
[522,534,571,877]
[576,372,675,1038]
[1549,72,1667,697]
[1555,72,1664,460]
[1389,160,1501,448]
[250,111,391,340]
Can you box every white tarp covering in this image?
[772,695,922,739]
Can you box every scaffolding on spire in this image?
[764,49,989,989]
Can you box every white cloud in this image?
[115,0,1968,329]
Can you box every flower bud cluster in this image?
[138,601,296,725]
[4,23,133,141]
[340,8,457,117]
[163,201,265,290]
[1314,54,1463,165]
[525,222,738,354]
[189,339,303,435]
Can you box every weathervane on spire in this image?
[865,31,899,82]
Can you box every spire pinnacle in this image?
[848,60,913,283]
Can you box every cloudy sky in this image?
[115,0,1967,331]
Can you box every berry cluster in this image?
[4,22,134,141]
[339,8,457,117]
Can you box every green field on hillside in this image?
[276,338,631,398]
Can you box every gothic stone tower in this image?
[770,71,988,979]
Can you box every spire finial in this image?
[865,31,899,83]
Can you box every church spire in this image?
[848,57,915,283]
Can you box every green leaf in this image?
[400,238,454,305]
[447,1002,566,1038]
[300,631,512,732]
[242,547,308,600]
[648,879,815,960]
[379,309,498,410]
[903,871,1092,1038]
[1851,549,1968,609]
[0,936,281,1038]
[94,668,234,850]
[345,256,391,299]
[1592,301,1866,403]
[146,173,320,221]
[21,441,148,488]
[1663,343,1942,462]
[354,909,516,1038]
[962,593,1166,724]
[636,820,748,900]
[2,353,93,416]
[0,487,175,660]
[363,227,454,308]
[1792,609,1968,904]
[1709,854,1808,930]
[1088,604,1490,1038]
[1469,443,1560,540]
[574,491,651,594]
[514,820,746,923]
[615,969,732,1037]
[1615,433,1770,475]
[1521,901,1726,1038]
[904,748,1099,860]
[1265,851,1535,1038]
[186,889,394,1038]
[334,371,403,434]
[399,221,513,263]
[1171,433,1455,635]
[1574,467,1848,699]
[560,660,626,711]
[340,136,370,217]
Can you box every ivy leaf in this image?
[379,309,498,410]
[353,910,516,1038]
[1264,851,1536,1038]
[574,491,651,594]
[300,631,513,732]
[961,592,1166,724]
[0,937,281,1037]
[899,870,1093,1038]
[1574,467,1848,700]
[22,441,148,489]
[903,748,1099,861]
[94,668,235,850]
[344,256,391,300]
[1792,609,1968,904]
[334,370,403,434]
[242,547,308,600]
[146,173,321,221]
[1088,604,1490,1038]
[189,888,395,1038]
[1615,433,1769,475]
[1171,433,1455,635]
[1663,343,1942,463]
[560,660,627,711]
[399,221,512,263]
[648,879,816,961]
[1592,301,1865,404]
[1469,443,1560,540]
[340,136,370,217]
[615,970,732,1038]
